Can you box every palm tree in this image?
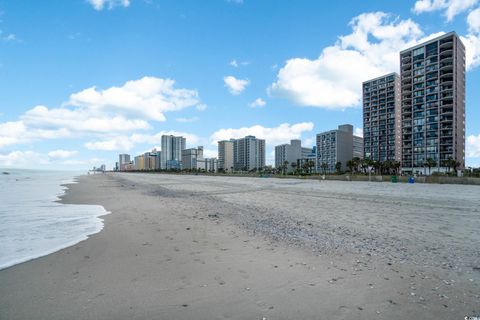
[424,158,437,175]
[321,162,328,174]
[302,161,310,174]
[352,157,361,174]
[290,162,297,174]
[307,160,316,174]
[392,161,401,175]
[283,160,289,175]
[346,160,354,173]
[335,161,342,174]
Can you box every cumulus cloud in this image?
[249,98,266,108]
[269,12,444,109]
[223,76,249,95]
[354,127,364,137]
[0,150,48,167]
[85,137,134,151]
[84,131,200,151]
[461,33,480,69]
[203,148,218,158]
[23,106,151,133]
[87,0,130,10]
[413,0,478,21]
[0,120,71,148]
[210,122,314,146]
[68,77,200,122]
[467,134,480,157]
[467,7,480,32]
[47,149,78,159]
[0,76,202,150]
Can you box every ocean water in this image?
[0,169,109,270]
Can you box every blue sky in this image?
[0,0,479,169]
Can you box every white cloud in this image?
[229,59,249,67]
[210,122,314,146]
[227,0,243,4]
[223,76,249,95]
[0,76,202,149]
[68,77,199,122]
[0,150,48,167]
[269,12,442,109]
[467,7,480,32]
[302,136,316,148]
[48,149,78,159]
[461,33,480,69]
[176,116,199,123]
[23,106,151,133]
[249,98,266,108]
[0,120,71,148]
[203,148,218,158]
[84,131,201,151]
[196,104,207,111]
[87,0,130,10]
[466,134,480,157]
[413,0,478,21]
[85,136,134,151]
[354,127,364,137]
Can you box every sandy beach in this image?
[0,173,479,320]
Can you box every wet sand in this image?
[0,173,479,319]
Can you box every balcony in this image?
[439,40,453,50]
[439,49,453,59]
[441,107,453,115]
[440,62,453,70]
[440,115,453,122]
[441,130,453,137]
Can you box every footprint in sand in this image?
[238,270,249,279]
[214,276,226,285]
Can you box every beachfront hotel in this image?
[400,32,465,174]
[316,124,363,173]
[182,146,204,170]
[160,135,186,170]
[362,73,401,162]
[218,139,234,172]
[118,154,131,171]
[275,139,313,173]
[233,135,266,171]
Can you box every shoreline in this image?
[1,173,479,319]
[0,172,108,272]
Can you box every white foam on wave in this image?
[0,170,109,270]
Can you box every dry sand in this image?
[0,173,479,320]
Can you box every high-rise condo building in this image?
[218,139,234,172]
[362,73,401,162]
[400,32,465,174]
[161,135,186,170]
[233,136,266,171]
[316,124,362,173]
[118,154,131,171]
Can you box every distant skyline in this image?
[0,0,479,169]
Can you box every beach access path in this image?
[0,173,479,320]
